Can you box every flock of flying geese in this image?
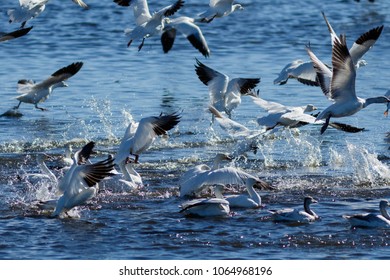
[2,0,390,228]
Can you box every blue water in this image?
[0,0,390,260]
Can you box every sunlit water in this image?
[0,0,389,260]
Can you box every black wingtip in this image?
[51,61,84,77]
[113,0,131,7]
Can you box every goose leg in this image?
[138,38,145,52]
[320,116,331,134]
[13,101,22,110]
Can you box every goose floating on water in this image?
[269,196,319,224]
[13,61,83,111]
[197,0,243,23]
[343,200,390,228]
[214,177,264,209]
[195,58,260,120]
[306,34,390,134]
[113,0,184,51]
[180,197,230,218]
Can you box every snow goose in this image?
[115,112,181,165]
[197,0,243,23]
[306,34,390,134]
[343,200,390,228]
[214,177,263,209]
[274,13,383,86]
[179,197,230,217]
[180,165,271,198]
[8,0,48,28]
[14,61,83,111]
[113,0,184,51]
[51,155,115,218]
[195,58,260,119]
[251,94,364,133]
[0,26,33,42]
[161,16,210,57]
[179,153,233,198]
[269,196,319,224]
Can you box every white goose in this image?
[113,0,184,51]
[269,196,319,223]
[306,34,390,134]
[115,112,181,166]
[51,155,115,218]
[252,95,364,133]
[179,197,230,217]
[197,0,243,23]
[161,16,210,57]
[214,177,263,209]
[8,0,88,28]
[274,13,383,86]
[8,0,48,28]
[180,165,270,199]
[14,61,83,111]
[195,58,260,119]
[343,200,390,228]
[179,153,233,198]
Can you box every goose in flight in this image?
[195,58,260,119]
[0,26,33,42]
[161,16,210,57]
[343,200,390,228]
[197,0,243,23]
[13,61,83,111]
[51,142,115,217]
[179,197,230,217]
[274,13,383,86]
[269,196,319,224]
[8,0,48,28]
[306,34,390,134]
[115,111,181,165]
[251,94,364,133]
[113,0,184,51]
[8,0,88,28]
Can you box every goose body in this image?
[343,200,390,228]
[195,58,260,119]
[197,0,243,23]
[269,196,319,223]
[14,62,83,111]
[180,197,230,217]
[306,34,389,134]
[114,0,184,51]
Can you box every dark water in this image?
[0,0,389,260]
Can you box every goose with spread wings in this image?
[51,142,115,217]
[197,0,243,23]
[13,62,83,111]
[113,0,184,51]
[306,34,390,134]
[251,94,364,133]
[195,58,260,119]
[161,16,210,57]
[274,13,383,86]
[8,0,88,28]
[115,112,181,166]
